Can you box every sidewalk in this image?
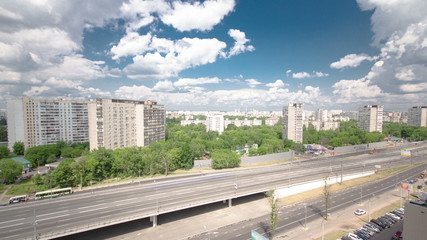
[275,186,402,239]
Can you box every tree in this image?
[12,141,25,155]
[211,149,241,169]
[323,176,332,220]
[32,173,44,185]
[266,190,279,239]
[0,159,22,183]
[52,158,78,187]
[0,126,7,141]
[0,145,10,159]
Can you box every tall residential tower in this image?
[282,103,304,143]
[408,106,427,127]
[358,105,383,132]
[88,98,165,150]
[7,97,89,150]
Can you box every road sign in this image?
[251,230,268,240]
[375,165,381,169]
[401,150,411,157]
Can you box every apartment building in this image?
[358,105,383,132]
[88,98,165,151]
[224,118,262,128]
[7,97,89,150]
[282,103,304,143]
[206,113,224,134]
[408,106,427,127]
[180,119,207,126]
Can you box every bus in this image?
[35,187,73,200]
[9,195,28,204]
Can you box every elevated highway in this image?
[0,143,426,239]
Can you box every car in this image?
[386,212,401,220]
[395,230,402,238]
[354,209,366,216]
[383,215,397,223]
[347,232,363,240]
[353,230,369,240]
[364,223,380,233]
[377,217,391,227]
[367,221,383,230]
[341,236,352,240]
[391,210,404,218]
[359,227,374,236]
[370,219,386,229]
[408,179,416,184]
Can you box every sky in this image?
[0,0,427,112]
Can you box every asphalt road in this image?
[189,162,424,240]
[0,143,426,240]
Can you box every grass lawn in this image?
[0,183,7,194]
[7,179,48,196]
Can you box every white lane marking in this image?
[113,198,138,203]
[0,218,25,225]
[79,207,108,213]
[38,214,70,222]
[0,222,24,229]
[38,210,69,217]
[78,203,106,210]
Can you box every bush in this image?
[211,149,241,169]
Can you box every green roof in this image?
[11,157,31,170]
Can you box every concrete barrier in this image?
[274,171,376,199]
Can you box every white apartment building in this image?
[304,120,340,131]
[282,103,304,143]
[224,118,262,128]
[206,113,224,134]
[358,105,383,132]
[7,97,89,150]
[408,106,427,127]
[314,109,329,121]
[265,117,280,126]
[88,98,165,151]
[180,119,207,126]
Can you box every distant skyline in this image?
[1,0,426,111]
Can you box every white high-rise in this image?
[88,98,165,151]
[358,105,383,132]
[206,113,224,134]
[7,97,90,150]
[282,103,304,143]
[408,106,427,127]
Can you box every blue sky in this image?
[1,0,427,111]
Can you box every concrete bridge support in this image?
[149,215,158,227]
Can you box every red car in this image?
[394,230,402,238]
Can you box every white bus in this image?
[9,195,28,204]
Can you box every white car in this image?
[354,209,366,216]
[347,232,363,240]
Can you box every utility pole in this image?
[340,161,343,183]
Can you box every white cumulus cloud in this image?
[330,53,376,69]
[160,0,235,32]
[266,80,287,88]
[227,29,255,57]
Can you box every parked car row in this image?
[341,208,404,240]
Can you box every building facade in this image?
[206,113,224,134]
[7,97,89,150]
[358,105,383,132]
[282,103,304,143]
[408,106,427,127]
[88,98,165,151]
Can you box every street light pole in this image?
[304,203,307,229]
